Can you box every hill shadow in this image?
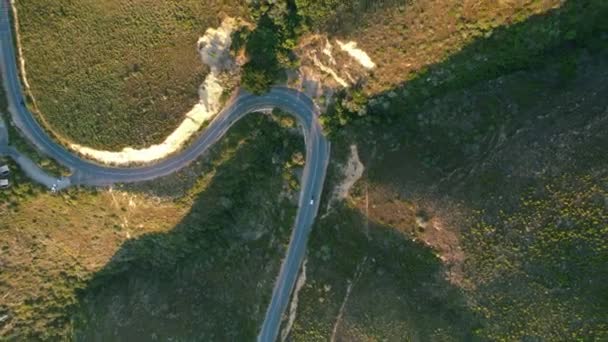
[69,1,608,340]
[71,114,303,341]
[320,0,608,339]
[325,0,608,197]
[290,202,482,340]
[350,0,607,147]
[337,0,608,218]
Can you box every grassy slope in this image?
[291,45,608,342]
[0,113,305,340]
[0,186,186,339]
[298,0,565,94]
[290,1,608,339]
[15,0,247,150]
[3,1,607,340]
[72,114,304,340]
[291,204,480,341]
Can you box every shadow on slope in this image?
[290,203,481,341]
[317,0,608,339]
[67,2,608,340]
[71,114,302,341]
[325,0,608,144]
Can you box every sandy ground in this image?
[336,40,376,70]
[295,35,376,97]
[311,54,349,88]
[323,145,365,217]
[322,39,337,65]
[71,18,238,165]
[334,145,365,201]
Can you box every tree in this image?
[238,1,302,94]
[241,63,274,95]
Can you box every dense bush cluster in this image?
[240,1,301,94]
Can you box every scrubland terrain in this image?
[14,0,247,150]
[299,0,567,93]
[1,0,607,341]
[0,111,305,340]
[292,51,608,341]
[287,1,607,340]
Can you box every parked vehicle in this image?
[0,179,8,189]
[0,164,8,177]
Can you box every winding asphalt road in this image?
[0,1,329,340]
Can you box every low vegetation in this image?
[3,1,607,340]
[0,112,306,340]
[73,113,304,340]
[466,174,607,340]
[0,185,186,339]
[15,1,607,145]
[15,0,248,150]
[0,158,43,206]
[291,204,479,341]
[320,0,608,136]
[297,40,607,339]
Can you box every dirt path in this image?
[330,256,367,341]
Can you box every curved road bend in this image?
[0,2,330,340]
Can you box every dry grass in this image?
[289,43,608,340]
[15,0,247,150]
[0,113,306,340]
[0,189,185,339]
[323,0,563,94]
